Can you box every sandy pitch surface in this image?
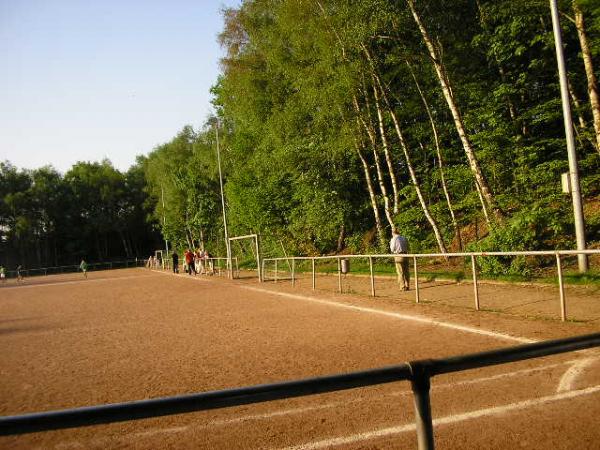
[0,268,599,449]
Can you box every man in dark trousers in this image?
[172,251,179,273]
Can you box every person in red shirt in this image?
[184,249,196,275]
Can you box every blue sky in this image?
[0,0,241,172]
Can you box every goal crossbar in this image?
[228,234,262,282]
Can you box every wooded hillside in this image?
[6,0,598,273]
[201,0,599,262]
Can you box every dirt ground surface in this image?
[0,268,599,449]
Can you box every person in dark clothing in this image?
[172,252,179,273]
[16,265,24,283]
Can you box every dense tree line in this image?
[187,0,597,269]
[142,125,225,255]
[0,160,160,270]
[5,1,599,274]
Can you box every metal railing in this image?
[261,250,600,321]
[1,332,598,449]
[2,259,146,279]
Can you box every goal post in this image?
[228,234,262,282]
[154,250,168,270]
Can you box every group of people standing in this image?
[175,249,214,276]
[0,265,24,283]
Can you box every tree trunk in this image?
[336,224,345,252]
[474,180,491,226]
[406,0,501,223]
[354,135,386,247]
[567,77,587,130]
[372,80,400,214]
[362,51,400,214]
[407,60,463,250]
[95,233,102,261]
[574,1,600,155]
[373,77,448,254]
[118,229,130,258]
[353,95,395,229]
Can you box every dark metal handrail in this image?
[1,332,599,449]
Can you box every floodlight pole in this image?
[550,0,588,273]
[215,119,232,278]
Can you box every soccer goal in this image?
[228,234,262,281]
[154,250,170,270]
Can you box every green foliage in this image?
[0,160,158,268]
[199,0,599,272]
[469,205,572,275]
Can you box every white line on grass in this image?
[281,384,600,450]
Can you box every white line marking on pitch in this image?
[151,270,534,343]
[65,362,582,449]
[197,361,572,429]
[281,384,600,450]
[53,360,586,448]
[557,357,596,392]
[207,361,571,427]
[240,285,534,344]
[132,425,189,437]
[0,274,156,291]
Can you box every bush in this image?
[468,205,570,276]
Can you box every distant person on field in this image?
[16,264,24,283]
[205,250,213,275]
[199,248,207,274]
[80,259,88,278]
[0,265,5,283]
[172,251,179,273]
[194,249,202,274]
[390,228,410,291]
[184,249,196,275]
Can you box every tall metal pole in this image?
[161,184,169,257]
[550,0,588,273]
[215,120,232,278]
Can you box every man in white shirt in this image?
[390,228,410,291]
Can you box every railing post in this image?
[292,259,296,287]
[471,255,480,311]
[255,235,262,282]
[409,362,435,450]
[556,254,567,321]
[414,257,420,304]
[312,258,316,290]
[338,257,342,293]
[369,257,375,297]
[275,260,278,283]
